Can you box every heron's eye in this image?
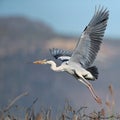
[65,61,68,65]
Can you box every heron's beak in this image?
[33,59,47,64]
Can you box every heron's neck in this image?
[47,60,63,71]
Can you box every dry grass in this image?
[0,85,120,120]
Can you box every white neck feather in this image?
[46,60,63,71]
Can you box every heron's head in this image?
[33,59,47,64]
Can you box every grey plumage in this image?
[49,48,99,80]
[49,7,109,81]
[69,7,109,68]
[49,48,72,62]
[50,7,109,68]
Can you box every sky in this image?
[0,0,120,38]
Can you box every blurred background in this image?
[0,0,120,114]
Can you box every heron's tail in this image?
[87,66,98,80]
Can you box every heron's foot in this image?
[95,96,102,104]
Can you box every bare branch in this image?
[3,91,29,112]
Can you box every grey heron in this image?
[33,7,109,104]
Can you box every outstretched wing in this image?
[69,7,109,68]
[49,48,72,62]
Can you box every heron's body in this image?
[47,60,94,80]
[63,62,93,79]
[33,6,109,104]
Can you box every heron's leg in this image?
[74,69,102,104]
[78,78,102,104]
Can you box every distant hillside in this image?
[0,17,58,57]
[0,16,120,112]
[0,17,56,39]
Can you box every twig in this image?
[30,97,38,109]
[3,91,29,112]
[83,114,116,120]
[25,97,38,120]
[26,97,38,112]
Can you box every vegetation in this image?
[0,85,120,120]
